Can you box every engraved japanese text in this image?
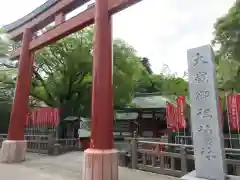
[192,53,208,66]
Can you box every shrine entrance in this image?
[0,0,142,179]
[1,1,237,180]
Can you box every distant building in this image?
[115,93,172,138]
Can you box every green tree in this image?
[135,64,188,96]
[0,28,13,57]
[135,74,165,93]
[161,75,188,96]
[0,28,145,118]
[0,28,16,103]
[113,39,144,108]
[213,0,240,92]
[140,57,153,74]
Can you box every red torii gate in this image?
[0,0,141,179]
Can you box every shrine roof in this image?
[3,0,58,32]
[131,95,169,109]
[115,94,169,120]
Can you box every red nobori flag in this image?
[219,97,224,128]
[38,108,43,126]
[173,105,179,131]
[236,95,240,131]
[43,108,47,127]
[30,107,60,127]
[176,96,187,129]
[47,108,52,126]
[31,109,38,126]
[25,110,31,127]
[41,107,49,127]
[53,108,60,127]
[166,102,176,129]
[45,107,49,126]
[44,107,50,126]
[36,108,45,127]
[227,94,240,130]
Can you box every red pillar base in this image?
[0,140,27,163]
[82,149,119,180]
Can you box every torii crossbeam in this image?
[0,0,141,179]
[10,0,140,58]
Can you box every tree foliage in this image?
[140,57,153,74]
[0,25,189,120]
[135,63,188,97]
[213,0,240,92]
[0,27,145,118]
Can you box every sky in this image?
[0,0,236,76]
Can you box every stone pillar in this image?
[0,28,33,163]
[82,0,118,179]
[182,45,226,180]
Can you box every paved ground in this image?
[0,152,178,180]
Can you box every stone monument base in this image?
[181,171,240,180]
[82,148,118,180]
[0,140,27,163]
[181,171,212,180]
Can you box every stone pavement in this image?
[0,152,178,180]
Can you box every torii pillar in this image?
[0,28,33,163]
[82,0,118,179]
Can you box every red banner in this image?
[25,111,31,127]
[227,94,240,130]
[219,97,224,128]
[166,102,176,129]
[237,95,240,131]
[31,109,37,126]
[172,106,178,132]
[53,108,60,126]
[30,107,60,127]
[176,96,187,129]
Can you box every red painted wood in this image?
[8,28,34,140]
[80,139,90,150]
[8,0,88,40]
[7,0,142,150]
[11,0,142,58]
[55,12,65,26]
[90,0,113,149]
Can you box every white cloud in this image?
[0,1,46,26]
[113,0,235,76]
[0,0,235,76]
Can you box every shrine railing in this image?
[0,134,7,147]
[0,134,81,155]
[0,134,50,154]
[175,135,240,149]
[56,138,81,152]
[127,138,240,177]
[25,134,50,154]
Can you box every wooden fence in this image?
[129,138,240,177]
[0,134,7,147]
[0,134,80,155]
[1,134,239,177]
[25,135,50,154]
